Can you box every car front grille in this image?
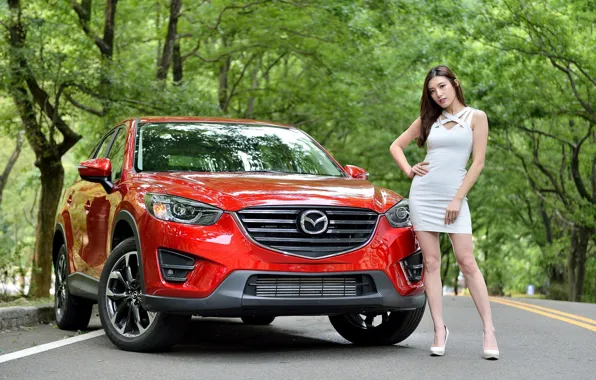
[236,206,378,258]
[245,274,375,297]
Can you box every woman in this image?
[389,65,499,360]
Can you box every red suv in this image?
[53,117,425,352]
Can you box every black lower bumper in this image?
[141,270,426,317]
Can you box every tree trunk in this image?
[219,56,231,112]
[567,228,577,301]
[157,0,182,80]
[29,160,64,297]
[70,0,118,120]
[0,130,24,207]
[571,226,591,302]
[173,41,183,83]
[8,0,82,297]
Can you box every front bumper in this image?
[141,270,426,317]
[136,211,425,299]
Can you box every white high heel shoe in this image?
[483,332,499,360]
[430,326,449,356]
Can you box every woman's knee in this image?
[423,254,441,273]
[457,255,479,276]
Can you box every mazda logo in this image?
[299,210,328,235]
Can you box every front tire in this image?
[98,237,190,352]
[54,245,93,330]
[329,303,426,345]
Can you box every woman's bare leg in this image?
[415,230,446,347]
[448,233,498,350]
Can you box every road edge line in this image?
[0,329,105,364]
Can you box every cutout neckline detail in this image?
[436,107,474,131]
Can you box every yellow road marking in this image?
[489,297,596,332]
[494,298,596,326]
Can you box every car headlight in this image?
[144,194,223,225]
[385,198,412,228]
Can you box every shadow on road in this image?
[161,317,415,357]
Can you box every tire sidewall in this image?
[98,238,162,348]
[329,303,426,345]
[54,245,70,326]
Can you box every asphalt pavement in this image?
[1,296,595,380]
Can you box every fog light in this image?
[401,249,423,283]
[158,249,195,283]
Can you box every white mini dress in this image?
[409,107,476,234]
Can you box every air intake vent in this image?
[245,274,375,298]
[401,249,423,283]
[236,206,378,258]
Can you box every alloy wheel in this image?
[55,254,68,319]
[105,251,156,337]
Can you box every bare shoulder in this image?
[409,117,421,130]
[392,117,422,149]
[471,109,488,131]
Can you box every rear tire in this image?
[241,316,276,325]
[54,245,93,331]
[98,237,190,352]
[329,302,426,345]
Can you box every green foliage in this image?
[0,0,593,301]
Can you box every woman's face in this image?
[427,76,457,108]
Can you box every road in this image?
[1,296,595,380]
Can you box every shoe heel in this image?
[483,332,499,360]
[430,326,449,356]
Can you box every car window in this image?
[107,128,127,180]
[87,140,102,159]
[94,130,117,158]
[135,123,344,177]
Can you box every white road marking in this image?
[0,329,105,364]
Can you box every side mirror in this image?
[78,158,114,193]
[344,165,369,180]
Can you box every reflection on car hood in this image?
[136,172,402,213]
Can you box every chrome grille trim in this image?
[245,275,375,297]
[234,206,379,259]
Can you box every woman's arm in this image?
[454,110,488,200]
[389,118,428,178]
[445,110,488,225]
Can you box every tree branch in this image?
[517,125,574,148]
[65,94,106,116]
[549,58,596,123]
[224,54,256,112]
[69,0,111,56]
[210,1,270,30]
[569,121,594,202]
[0,130,24,207]
[530,133,568,205]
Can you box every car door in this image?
[69,131,116,274]
[80,126,127,279]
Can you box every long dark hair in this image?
[418,65,466,147]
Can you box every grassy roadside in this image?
[0,297,54,308]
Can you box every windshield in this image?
[135,122,345,177]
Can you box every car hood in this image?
[134,172,403,213]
